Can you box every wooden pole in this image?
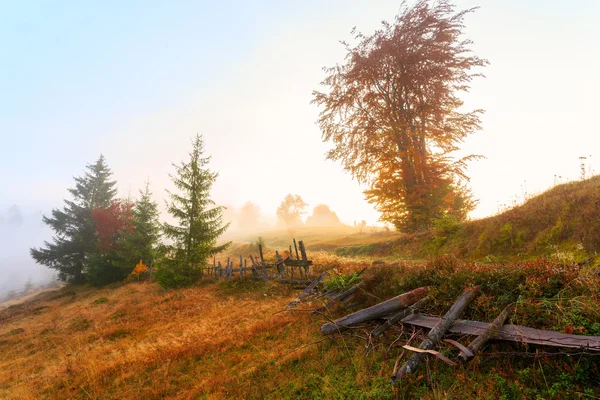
[321,287,428,335]
[258,244,264,264]
[392,287,479,382]
[293,238,300,260]
[458,306,511,362]
[298,240,308,261]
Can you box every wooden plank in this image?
[284,260,313,267]
[401,314,600,351]
[286,272,328,310]
[393,287,479,381]
[258,244,264,263]
[321,287,428,335]
[298,240,308,261]
[293,238,300,260]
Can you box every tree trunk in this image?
[321,287,428,335]
[392,287,479,382]
[458,306,511,362]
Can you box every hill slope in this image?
[336,176,600,262]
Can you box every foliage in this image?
[85,199,135,286]
[159,134,230,288]
[276,194,308,228]
[323,269,362,292]
[91,200,134,253]
[30,155,117,283]
[127,260,150,282]
[312,0,486,232]
[115,182,161,272]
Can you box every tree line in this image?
[31,134,229,288]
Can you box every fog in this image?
[0,205,57,300]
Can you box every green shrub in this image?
[323,271,362,292]
[154,259,204,289]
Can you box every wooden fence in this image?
[204,238,313,281]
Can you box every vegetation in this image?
[1,251,598,399]
[276,194,308,229]
[157,134,231,288]
[313,0,486,232]
[30,155,117,283]
[334,176,600,263]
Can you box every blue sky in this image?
[1,0,599,222]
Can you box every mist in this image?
[0,205,57,300]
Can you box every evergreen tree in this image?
[157,134,230,288]
[30,155,117,283]
[116,181,161,272]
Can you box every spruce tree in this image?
[157,134,230,288]
[116,181,161,272]
[30,155,117,283]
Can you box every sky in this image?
[1,1,599,290]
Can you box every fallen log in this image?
[320,287,428,335]
[458,306,511,362]
[277,279,313,285]
[286,272,328,310]
[401,314,600,351]
[392,287,479,382]
[311,282,363,315]
[371,297,429,337]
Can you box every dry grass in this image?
[0,279,320,399]
[2,251,599,399]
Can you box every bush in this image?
[154,259,204,289]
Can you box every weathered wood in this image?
[258,244,264,263]
[459,306,511,362]
[293,238,300,260]
[286,272,328,310]
[278,279,313,285]
[393,287,479,382]
[321,287,428,335]
[311,272,367,315]
[298,240,308,261]
[283,259,313,267]
[371,297,429,337]
[401,314,600,351]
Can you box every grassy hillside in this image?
[335,176,600,263]
[1,252,599,399]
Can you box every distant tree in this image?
[306,204,342,227]
[359,220,367,234]
[238,201,261,230]
[157,134,230,288]
[23,278,33,294]
[276,194,308,228]
[312,0,486,232]
[31,155,117,283]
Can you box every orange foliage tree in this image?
[312,0,487,232]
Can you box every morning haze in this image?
[2,0,599,294]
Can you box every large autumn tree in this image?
[312,0,486,232]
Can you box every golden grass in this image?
[0,279,320,399]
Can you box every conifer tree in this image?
[116,182,161,272]
[157,134,230,288]
[30,155,117,283]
